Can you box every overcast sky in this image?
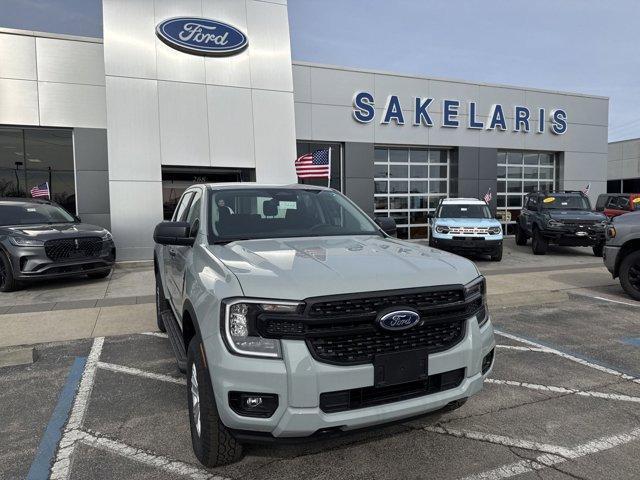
[1,0,638,141]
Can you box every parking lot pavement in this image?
[1,287,639,480]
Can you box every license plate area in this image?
[373,348,428,387]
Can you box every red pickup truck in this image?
[596,193,640,218]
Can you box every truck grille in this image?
[306,319,464,365]
[319,367,465,413]
[45,237,103,261]
[257,286,481,366]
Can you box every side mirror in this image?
[375,216,397,236]
[427,212,434,220]
[153,221,194,246]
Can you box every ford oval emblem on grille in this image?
[377,310,421,331]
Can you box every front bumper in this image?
[3,240,116,280]
[204,313,494,439]
[603,245,620,276]
[540,227,605,246]
[431,237,502,255]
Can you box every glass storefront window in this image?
[497,150,557,234]
[374,147,451,239]
[0,128,75,214]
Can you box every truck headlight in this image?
[488,226,502,235]
[9,236,44,247]
[464,276,486,300]
[222,299,301,359]
[435,225,450,234]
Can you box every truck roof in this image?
[201,183,329,191]
[441,198,485,205]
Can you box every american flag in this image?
[483,188,492,204]
[295,148,331,179]
[30,182,50,198]
[581,183,590,195]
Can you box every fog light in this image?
[229,392,278,418]
[482,349,494,375]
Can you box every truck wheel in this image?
[592,243,604,257]
[515,223,528,246]
[619,250,640,301]
[0,252,19,292]
[490,245,503,262]
[531,228,548,255]
[155,274,168,333]
[187,337,243,467]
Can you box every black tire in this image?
[155,271,168,333]
[515,223,528,246]
[592,243,604,257]
[619,250,640,301]
[531,227,548,255]
[441,397,468,412]
[0,251,20,292]
[187,337,243,467]
[490,246,503,262]
[87,268,112,279]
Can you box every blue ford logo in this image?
[378,310,421,331]
[156,17,248,57]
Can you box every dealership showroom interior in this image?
[1,1,640,480]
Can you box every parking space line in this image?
[50,337,104,480]
[76,430,225,480]
[97,361,186,385]
[141,331,168,339]
[495,345,550,353]
[486,379,640,403]
[458,427,640,480]
[26,357,87,480]
[593,296,640,307]
[495,330,640,385]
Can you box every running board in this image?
[162,310,187,373]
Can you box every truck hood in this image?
[545,210,607,222]
[209,235,480,300]
[436,218,501,228]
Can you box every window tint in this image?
[186,190,202,234]
[437,204,492,219]
[173,191,194,221]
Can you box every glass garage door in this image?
[374,147,450,239]
[496,151,557,234]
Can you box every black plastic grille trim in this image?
[319,367,465,413]
[44,237,103,261]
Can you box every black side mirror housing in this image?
[153,221,194,246]
[375,216,397,236]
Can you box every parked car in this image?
[428,198,503,261]
[0,198,115,292]
[595,193,640,219]
[153,184,495,467]
[603,210,640,300]
[515,191,608,256]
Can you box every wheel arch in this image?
[615,239,640,277]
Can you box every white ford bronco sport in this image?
[153,183,495,466]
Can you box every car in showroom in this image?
[428,198,503,261]
[515,191,608,256]
[0,198,115,292]
[153,184,495,466]
[603,210,640,300]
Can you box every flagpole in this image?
[327,147,332,188]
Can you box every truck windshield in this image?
[438,204,491,219]
[542,195,591,210]
[0,201,75,226]
[208,188,381,243]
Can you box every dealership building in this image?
[607,137,640,193]
[0,0,609,260]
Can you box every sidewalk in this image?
[0,239,621,348]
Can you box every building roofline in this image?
[292,60,609,101]
[608,137,640,145]
[0,26,102,44]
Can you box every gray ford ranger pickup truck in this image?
[603,210,640,300]
[153,183,495,467]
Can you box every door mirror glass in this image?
[153,221,194,246]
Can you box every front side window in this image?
[0,201,75,226]
[173,191,194,222]
[209,188,380,243]
[437,204,492,219]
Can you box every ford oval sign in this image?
[156,17,248,57]
[378,310,421,331]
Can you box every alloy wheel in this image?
[190,363,201,437]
